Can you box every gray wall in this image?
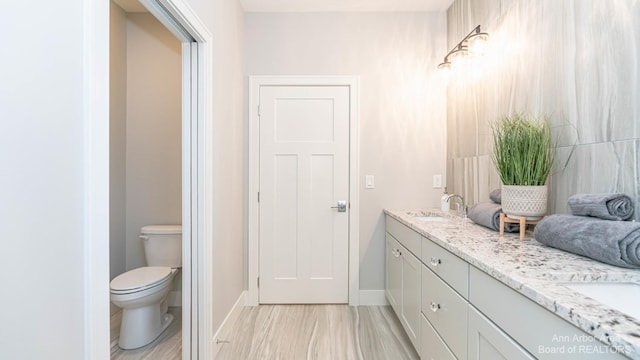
[245,12,448,290]
[110,1,127,281]
[125,13,182,270]
[446,0,640,221]
[109,6,182,280]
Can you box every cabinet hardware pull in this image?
[430,257,441,266]
[430,302,440,312]
[393,249,400,258]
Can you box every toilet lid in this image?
[110,266,172,292]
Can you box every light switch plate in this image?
[365,175,375,189]
[433,174,442,188]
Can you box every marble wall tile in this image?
[446,0,640,218]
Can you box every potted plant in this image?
[491,112,556,220]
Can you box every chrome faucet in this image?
[445,194,467,218]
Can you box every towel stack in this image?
[534,193,640,268]
[467,189,520,233]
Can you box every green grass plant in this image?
[491,113,556,186]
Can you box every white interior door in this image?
[259,85,350,304]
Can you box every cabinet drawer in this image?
[469,267,627,360]
[422,237,469,298]
[422,265,468,360]
[386,215,421,257]
[421,313,456,360]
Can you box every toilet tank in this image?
[140,225,182,268]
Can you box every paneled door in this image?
[258,85,350,304]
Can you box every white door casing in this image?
[259,85,349,304]
[248,76,360,306]
[116,0,213,358]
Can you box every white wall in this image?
[125,13,182,271]
[210,0,246,334]
[110,1,127,281]
[0,0,243,357]
[0,0,97,358]
[244,12,448,290]
[181,0,246,335]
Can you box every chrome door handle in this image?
[430,302,441,312]
[331,200,347,212]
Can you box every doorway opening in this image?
[98,0,212,358]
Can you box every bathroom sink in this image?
[563,282,640,320]
[407,211,449,222]
[414,216,449,222]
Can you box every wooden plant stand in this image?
[499,212,544,241]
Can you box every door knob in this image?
[331,200,347,212]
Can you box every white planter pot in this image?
[501,185,548,220]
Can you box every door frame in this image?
[247,76,360,306]
[84,0,213,358]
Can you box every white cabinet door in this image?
[386,234,402,314]
[401,246,421,352]
[421,314,456,360]
[468,306,535,360]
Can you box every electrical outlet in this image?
[433,174,442,189]
[365,175,375,189]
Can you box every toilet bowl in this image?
[110,225,182,350]
[111,267,177,349]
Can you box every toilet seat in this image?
[110,266,173,294]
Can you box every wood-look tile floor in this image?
[110,307,182,360]
[216,305,419,360]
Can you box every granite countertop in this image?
[384,208,640,359]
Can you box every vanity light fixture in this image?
[437,25,489,69]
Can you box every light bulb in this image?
[467,32,489,57]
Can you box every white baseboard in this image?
[167,290,181,307]
[211,291,247,358]
[358,290,389,305]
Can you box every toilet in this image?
[110,225,182,349]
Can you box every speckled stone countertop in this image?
[385,208,640,360]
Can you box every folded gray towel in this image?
[468,202,519,233]
[534,214,640,268]
[568,193,634,221]
[489,189,501,204]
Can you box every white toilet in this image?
[110,225,182,349]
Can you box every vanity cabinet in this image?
[385,217,421,352]
[469,267,627,360]
[385,214,631,360]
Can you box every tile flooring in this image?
[216,305,419,360]
[110,305,418,360]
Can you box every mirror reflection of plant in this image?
[491,113,556,186]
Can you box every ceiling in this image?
[241,0,454,12]
[113,0,148,12]
[113,0,454,13]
